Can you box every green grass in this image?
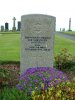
[0,32,20,61]
[54,35,75,55]
[64,31,75,36]
[0,31,20,34]
[0,32,75,61]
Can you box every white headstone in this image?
[21,14,56,73]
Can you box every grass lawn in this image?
[54,34,75,55]
[0,32,75,61]
[64,31,75,36]
[0,32,20,61]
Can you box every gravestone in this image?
[21,14,56,73]
[1,26,4,32]
[69,18,72,31]
[12,17,16,31]
[5,22,9,31]
[17,21,21,31]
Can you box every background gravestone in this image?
[69,18,72,31]
[21,14,56,73]
[1,26,4,32]
[5,22,9,31]
[17,21,21,31]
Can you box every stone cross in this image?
[13,17,16,27]
[12,17,16,31]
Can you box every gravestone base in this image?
[5,29,9,32]
[12,27,16,31]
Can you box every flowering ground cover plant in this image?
[31,78,75,100]
[54,48,75,70]
[17,67,68,94]
[55,48,72,69]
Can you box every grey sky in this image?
[0,0,75,30]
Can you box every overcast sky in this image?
[0,0,75,31]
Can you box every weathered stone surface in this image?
[21,14,56,73]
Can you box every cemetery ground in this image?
[0,32,75,99]
[0,32,75,61]
[64,31,75,36]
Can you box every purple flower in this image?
[29,84,32,86]
[16,84,24,90]
[42,77,46,82]
[34,79,38,83]
[16,67,68,93]
[24,82,27,86]
[38,73,43,78]
[54,75,59,78]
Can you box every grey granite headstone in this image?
[21,14,56,73]
[17,21,21,31]
[5,22,9,31]
[1,26,4,32]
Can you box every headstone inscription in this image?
[21,14,56,73]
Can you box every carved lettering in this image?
[25,36,51,51]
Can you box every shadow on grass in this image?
[0,32,20,34]
[0,61,20,65]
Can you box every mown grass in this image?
[0,32,75,61]
[64,31,75,36]
[0,32,20,61]
[54,35,75,55]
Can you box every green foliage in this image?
[0,68,19,87]
[0,69,10,86]
[31,78,75,100]
[1,78,75,100]
[0,68,10,78]
[0,87,32,100]
[54,48,75,70]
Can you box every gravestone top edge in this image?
[21,14,56,19]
